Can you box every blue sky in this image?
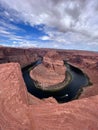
[0,0,98,51]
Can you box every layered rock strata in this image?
[0,63,34,130]
[30,51,70,91]
[0,46,98,97]
[0,63,98,130]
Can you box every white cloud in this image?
[40,36,50,41]
[0,0,98,50]
[1,0,98,36]
[12,40,38,48]
[0,18,35,44]
[0,19,23,31]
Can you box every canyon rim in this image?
[0,46,98,130]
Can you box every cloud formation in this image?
[0,0,98,51]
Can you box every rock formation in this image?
[0,47,98,97]
[0,47,98,130]
[30,51,68,90]
[0,63,34,130]
[0,62,98,130]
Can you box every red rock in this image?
[0,62,98,130]
[0,47,39,67]
[43,97,57,104]
[0,50,4,59]
[30,51,67,89]
[0,63,34,130]
[0,46,98,97]
[43,50,65,75]
[31,95,98,130]
[27,93,44,105]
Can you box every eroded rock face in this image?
[43,50,66,75]
[0,63,98,130]
[0,63,34,130]
[0,46,98,97]
[32,95,98,130]
[0,47,39,67]
[30,51,67,89]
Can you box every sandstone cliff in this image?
[30,51,67,89]
[0,62,98,130]
[0,47,98,98]
[0,63,34,130]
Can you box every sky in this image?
[0,0,98,51]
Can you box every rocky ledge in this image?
[30,51,70,91]
[0,62,98,130]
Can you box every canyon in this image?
[0,46,98,130]
[30,50,67,90]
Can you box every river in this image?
[22,60,89,103]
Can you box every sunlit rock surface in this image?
[0,63,34,130]
[30,51,67,89]
[0,63,98,130]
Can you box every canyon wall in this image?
[0,47,98,130]
[0,62,98,130]
[0,47,98,98]
[0,47,98,70]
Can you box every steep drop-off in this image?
[0,62,98,130]
[0,46,98,98]
[0,46,98,130]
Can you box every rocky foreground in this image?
[0,47,98,130]
[0,63,98,130]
